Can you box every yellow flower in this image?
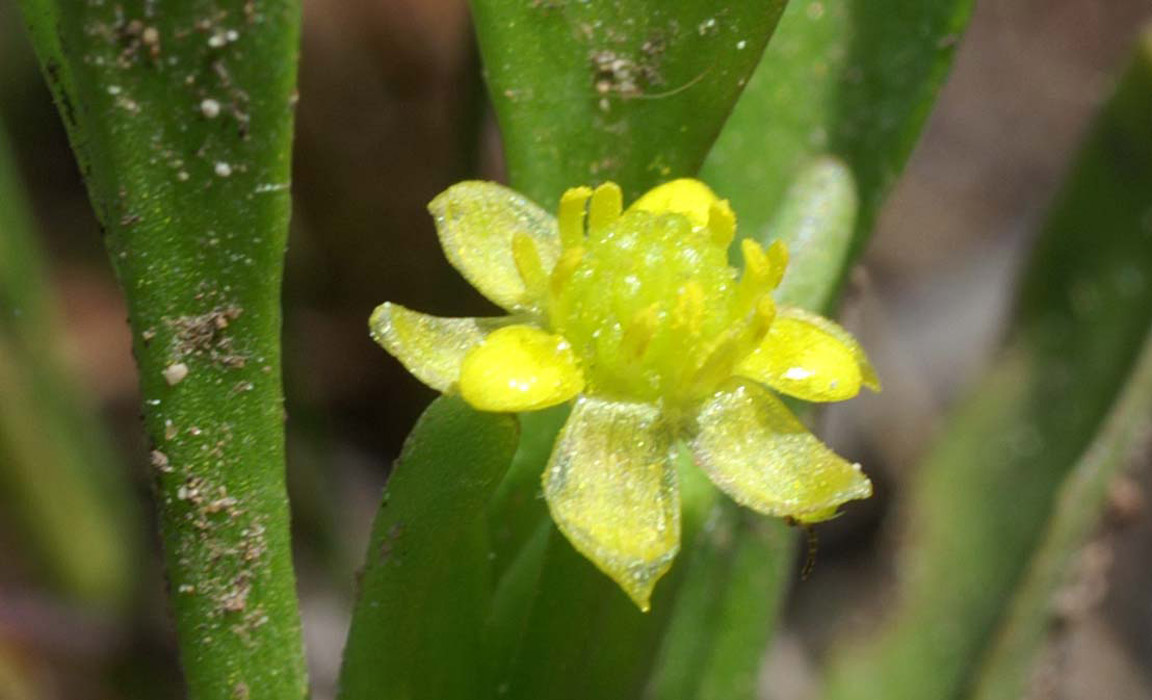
[370,179,879,610]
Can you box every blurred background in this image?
[1,0,1151,698]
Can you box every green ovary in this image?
[549,210,741,404]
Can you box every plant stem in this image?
[16,2,307,698]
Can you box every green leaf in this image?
[968,29,1152,700]
[702,0,974,254]
[338,397,519,700]
[16,1,307,698]
[970,332,1152,700]
[645,512,794,700]
[470,0,789,208]
[768,157,858,312]
[0,123,141,610]
[819,28,1152,700]
[487,405,570,580]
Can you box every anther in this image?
[672,281,705,338]
[738,239,771,306]
[512,232,548,301]
[549,246,586,297]
[621,304,660,360]
[558,186,593,249]
[765,240,788,289]
[588,182,623,232]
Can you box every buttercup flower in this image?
[370,179,879,610]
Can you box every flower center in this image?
[543,185,781,407]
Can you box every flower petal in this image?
[369,302,510,392]
[543,397,679,610]
[629,178,721,228]
[690,380,872,522]
[429,181,560,312]
[458,325,584,412]
[735,306,879,402]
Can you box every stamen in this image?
[748,294,777,346]
[588,182,623,232]
[738,239,771,307]
[558,186,593,249]
[707,199,736,248]
[549,246,586,297]
[672,281,705,339]
[688,294,775,397]
[765,240,788,289]
[689,334,741,398]
[512,232,547,301]
[621,304,660,360]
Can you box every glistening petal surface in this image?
[429,181,560,312]
[458,325,584,412]
[735,312,864,402]
[691,381,872,522]
[543,397,679,610]
[369,302,509,392]
[781,306,880,391]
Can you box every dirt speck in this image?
[164,362,190,386]
[588,35,666,110]
[220,576,251,612]
[200,98,222,118]
[166,306,246,368]
[379,522,405,564]
[151,450,174,473]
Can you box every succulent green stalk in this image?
[16,1,307,698]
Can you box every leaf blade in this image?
[338,397,519,700]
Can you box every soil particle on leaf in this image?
[164,362,190,385]
[200,98,222,118]
[220,576,252,612]
[151,449,174,473]
[587,33,667,112]
[166,305,247,368]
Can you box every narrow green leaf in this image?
[470,0,789,208]
[645,511,794,700]
[17,1,307,698]
[338,397,519,700]
[767,156,858,312]
[970,327,1152,700]
[487,404,570,579]
[820,29,1152,700]
[968,29,1152,700]
[0,124,142,609]
[702,0,974,253]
